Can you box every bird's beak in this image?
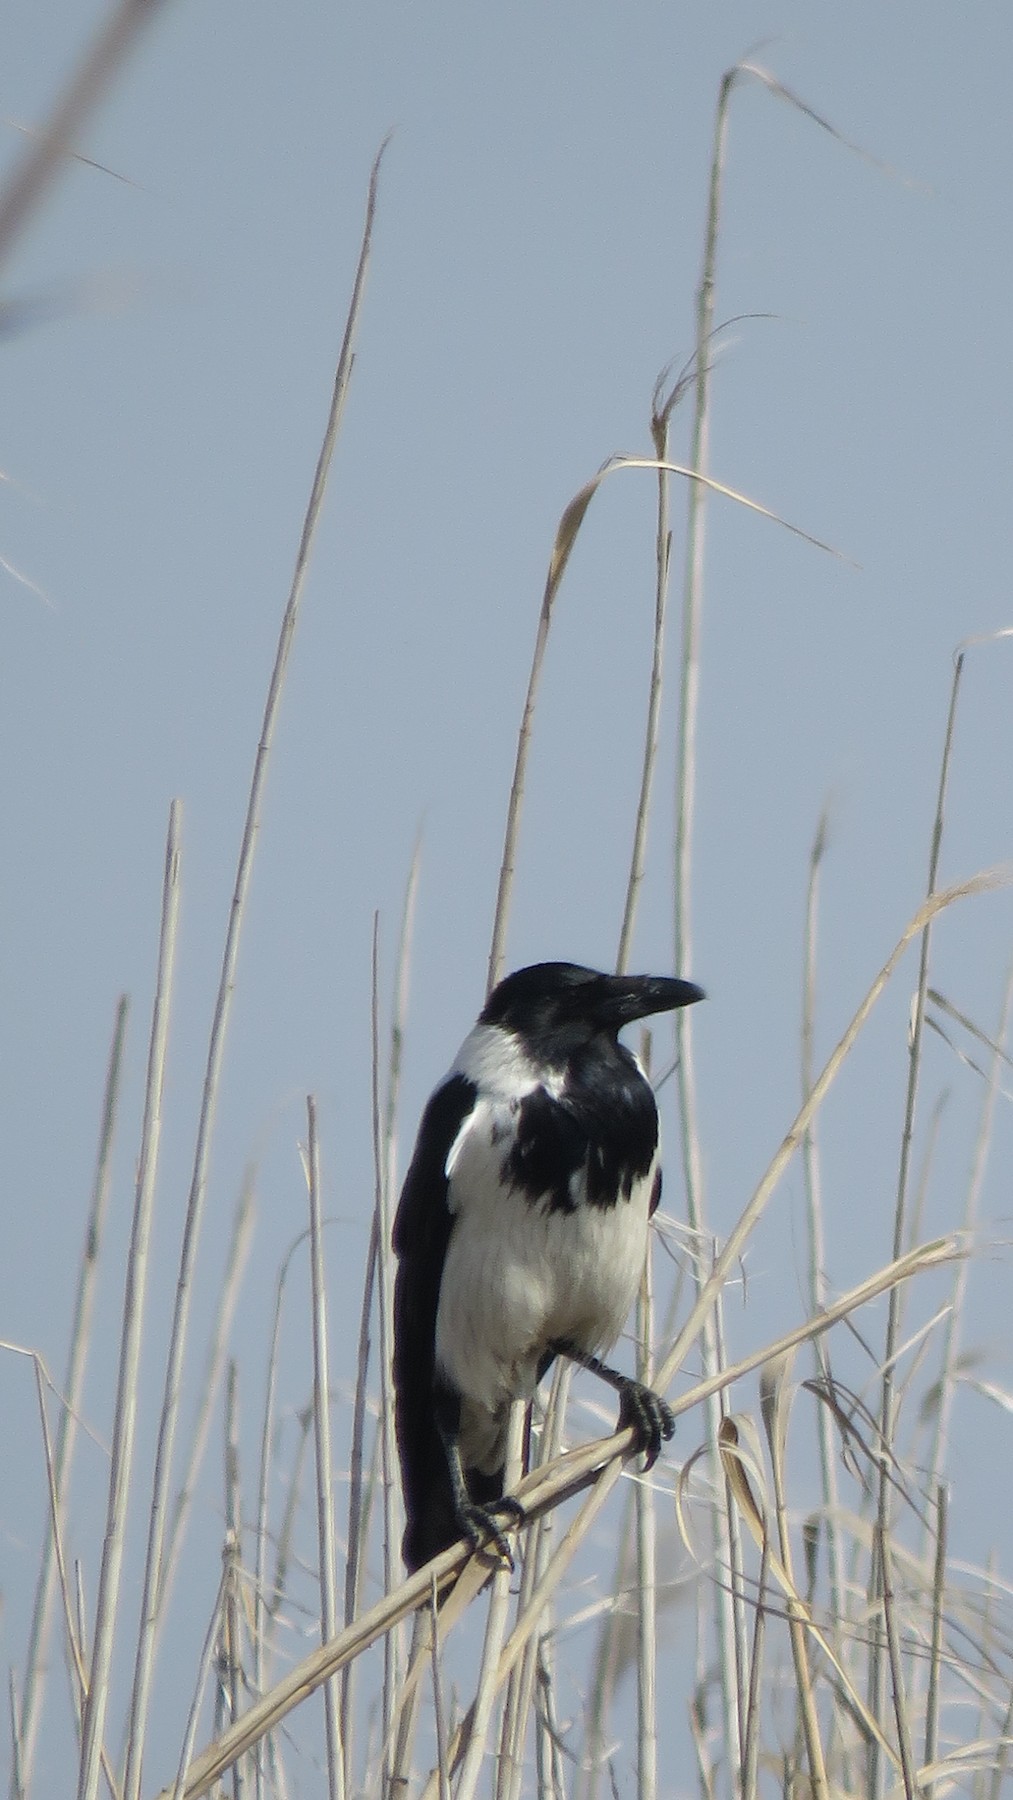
[595,974,705,1028]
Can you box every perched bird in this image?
[393,960,704,1572]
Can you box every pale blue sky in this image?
[3,4,1013,1791]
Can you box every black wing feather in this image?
[392,1072,476,1572]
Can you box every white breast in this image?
[434,1083,655,1420]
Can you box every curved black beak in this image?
[594,974,705,1029]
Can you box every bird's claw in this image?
[458,1495,526,1567]
[618,1379,675,1471]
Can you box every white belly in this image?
[434,1094,654,1419]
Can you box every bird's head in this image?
[480,961,704,1046]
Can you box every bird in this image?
[392,959,704,1572]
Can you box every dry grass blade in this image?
[16,993,128,1794]
[77,800,181,1800]
[121,141,388,1800]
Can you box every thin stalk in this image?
[713,1287,748,1773]
[307,1098,345,1800]
[76,801,181,1800]
[877,1524,917,1800]
[430,1586,451,1800]
[740,1537,770,1800]
[870,654,963,1800]
[634,1257,659,1800]
[253,1228,310,1800]
[8,1673,23,1800]
[161,1173,256,1613]
[923,1484,948,1788]
[800,811,843,1548]
[925,962,1013,1512]
[169,1566,229,1800]
[223,1361,245,1800]
[449,1408,526,1800]
[371,916,400,1769]
[498,1365,570,1800]
[347,844,419,1786]
[389,1609,429,1800]
[342,1211,378,1779]
[673,72,740,1793]
[615,384,680,974]
[16,995,128,1799]
[121,143,387,1800]
[760,1363,828,1800]
[986,1680,1013,1800]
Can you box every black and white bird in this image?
[392,960,704,1572]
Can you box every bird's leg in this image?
[436,1419,525,1566]
[549,1339,675,1470]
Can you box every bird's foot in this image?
[457,1495,526,1567]
[618,1379,675,1471]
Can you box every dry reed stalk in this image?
[924,963,1013,1519]
[16,994,128,1797]
[161,1175,256,1616]
[759,1358,829,1800]
[668,67,892,1789]
[252,1227,310,1800]
[869,653,964,1800]
[121,143,388,1800]
[222,1361,245,1800]
[306,1097,345,1800]
[370,918,400,1761]
[923,1483,948,1788]
[168,1566,229,1800]
[497,1364,571,1800]
[77,800,181,1800]
[633,1259,660,1800]
[346,848,420,1787]
[800,809,849,1638]
[12,1352,90,1755]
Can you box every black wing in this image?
[392,1072,477,1571]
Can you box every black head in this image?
[480,961,704,1044]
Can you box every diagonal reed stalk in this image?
[120,141,388,1800]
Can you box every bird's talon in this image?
[459,1497,525,1566]
[619,1379,675,1470]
